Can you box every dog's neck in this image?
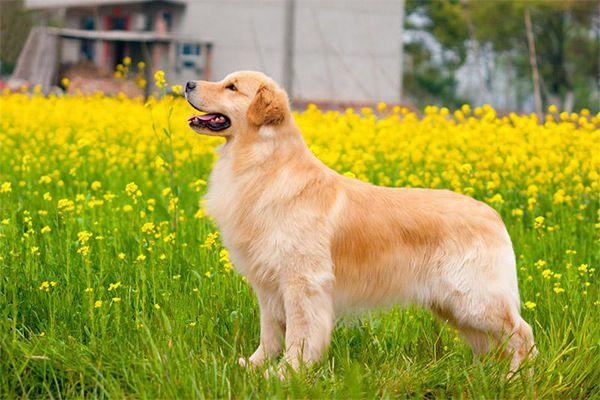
[217,119,312,173]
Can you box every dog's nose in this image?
[186,81,197,92]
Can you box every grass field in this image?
[0,90,598,398]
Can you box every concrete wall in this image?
[177,0,402,103]
[26,0,404,103]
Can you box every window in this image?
[80,17,95,60]
[163,12,173,31]
[179,43,203,70]
[181,43,201,56]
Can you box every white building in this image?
[24,0,404,104]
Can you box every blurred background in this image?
[1,0,598,113]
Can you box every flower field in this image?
[0,91,598,398]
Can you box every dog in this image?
[185,71,536,377]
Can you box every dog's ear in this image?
[247,84,288,126]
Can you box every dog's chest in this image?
[204,154,238,225]
[204,156,321,283]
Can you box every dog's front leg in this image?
[281,260,334,372]
[239,288,284,367]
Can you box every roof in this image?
[51,27,209,43]
[25,0,185,10]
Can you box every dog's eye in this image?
[226,83,237,91]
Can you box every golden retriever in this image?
[185,71,536,377]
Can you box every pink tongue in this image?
[197,114,216,121]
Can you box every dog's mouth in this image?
[188,113,231,131]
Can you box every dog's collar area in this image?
[188,113,231,131]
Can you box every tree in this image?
[469,0,599,112]
[404,0,469,107]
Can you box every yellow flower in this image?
[154,70,167,88]
[541,269,553,279]
[533,216,545,229]
[77,231,92,244]
[108,281,121,291]
[94,300,103,308]
[125,182,141,200]
[112,297,121,303]
[201,232,219,249]
[91,181,102,191]
[0,182,12,193]
[154,303,161,309]
[41,226,51,234]
[511,208,524,216]
[194,208,205,219]
[118,252,126,260]
[39,175,52,184]
[191,179,207,191]
[171,84,183,95]
[524,301,536,310]
[486,193,504,204]
[57,198,74,212]
[61,77,70,88]
[141,222,156,234]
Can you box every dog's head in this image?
[185,71,290,137]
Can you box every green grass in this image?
[0,97,599,398]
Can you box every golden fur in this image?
[185,71,536,377]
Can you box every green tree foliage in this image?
[406,0,598,111]
[470,0,599,111]
[404,0,469,107]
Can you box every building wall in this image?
[177,0,403,103]
[26,0,403,103]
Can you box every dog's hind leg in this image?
[460,327,492,356]
[504,316,537,376]
[452,296,536,377]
